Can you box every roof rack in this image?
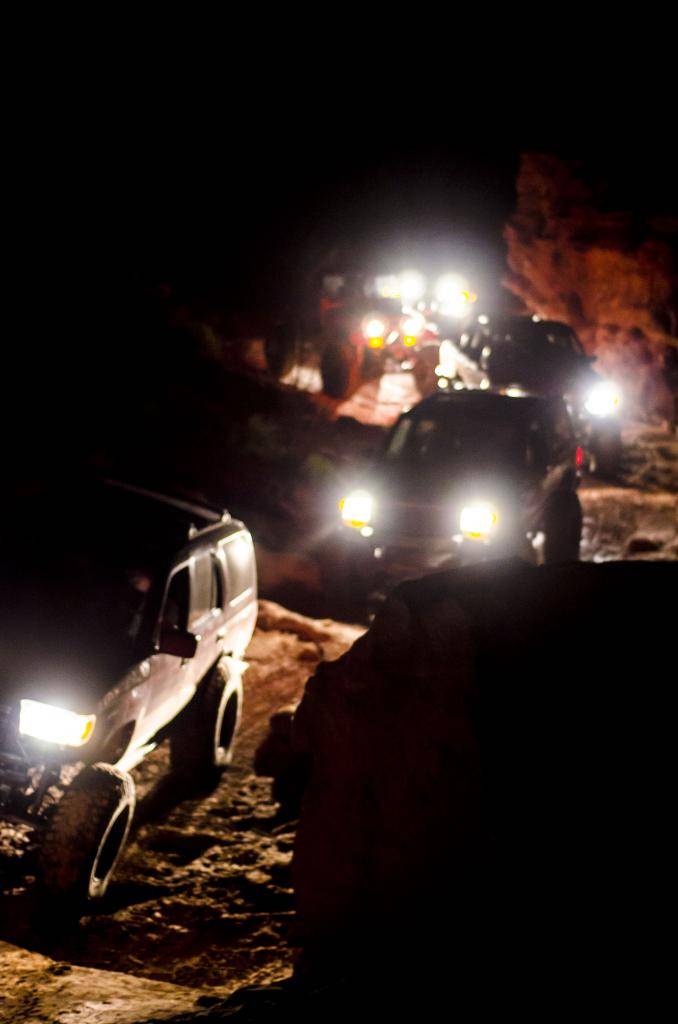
[103,479,231,532]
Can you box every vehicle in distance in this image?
[266,267,477,399]
[436,315,623,476]
[338,390,583,606]
[0,480,257,905]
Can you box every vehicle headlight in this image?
[339,490,374,529]
[459,503,499,539]
[584,382,622,417]
[435,273,467,302]
[398,271,426,304]
[435,274,477,318]
[402,315,424,337]
[19,700,96,747]
[364,318,386,341]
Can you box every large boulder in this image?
[290,559,676,970]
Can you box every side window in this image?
[211,555,225,612]
[190,554,213,623]
[162,566,190,632]
[221,533,255,608]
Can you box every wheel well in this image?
[219,692,239,751]
[99,722,135,765]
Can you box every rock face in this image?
[0,941,201,1024]
[291,559,676,967]
[503,153,678,424]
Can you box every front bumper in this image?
[0,704,30,812]
[342,529,527,592]
[0,704,71,821]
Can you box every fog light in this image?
[19,700,96,747]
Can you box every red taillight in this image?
[575,445,584,467]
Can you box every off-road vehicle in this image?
[0,480,257,904]
[436,315,623,476]
[265,268,476,400]
[338,389,583,607]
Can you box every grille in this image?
[384,501,451,539]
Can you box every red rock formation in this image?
[504,153,678,421]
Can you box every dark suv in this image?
[437,315,623,476]
[0,480,257,904]
[338,390,582,605]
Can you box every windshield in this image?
[385,406,543,471]
[493,321,585,355]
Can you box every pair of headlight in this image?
[339,491,499,540]
[19,700,96,748]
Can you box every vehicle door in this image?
[544,400,578,490]
[522,413,553,534]
[466,329,488,386]
[188,549,227,682]
[136,561,198,747]
[454,329,482,386]
[220,531,257,657]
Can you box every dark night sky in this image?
[7,50,676,322]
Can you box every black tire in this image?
[265,323,298,379]
[320,339,353,398]
[37,763,135,903]
[170,658,242,787]
[543,490,583,564]
[589,429,623,480]
[361,346,384,380]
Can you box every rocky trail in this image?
[0,605,363,1022]
[0,371,675,1022]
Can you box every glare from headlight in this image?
[435,273,467,302]
[459,503,499,539]
[339,490,374,529]
[436,339,456,377]
[375,274,400,299]
[399,271,425,304]
[402,315,424,338]
[584,382,622,417]
[19,700,96,747]
[435,275,477,318]
[364,318,386,340]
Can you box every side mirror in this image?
[157,627,199,659]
